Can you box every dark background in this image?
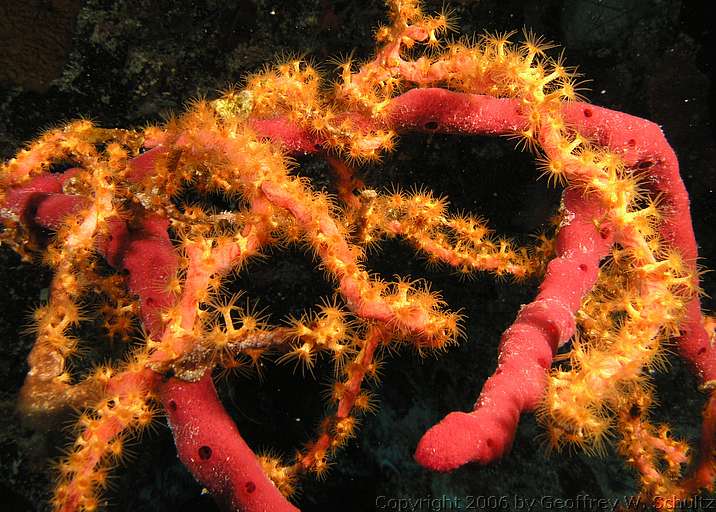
[1,1,714,511]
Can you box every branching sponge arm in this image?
[415,187,613,470]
